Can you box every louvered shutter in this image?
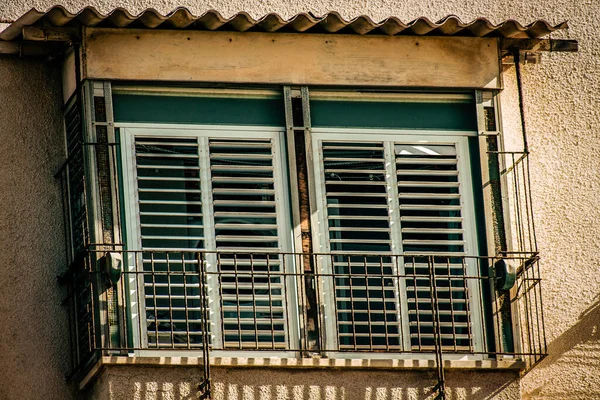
[128,130,291,351]
[316,136,479,353]
[134,136,205,348]
[320,141,403,351]
[209,138,288,349]
[395,143,475,352]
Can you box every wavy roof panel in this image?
[0,6,568,41]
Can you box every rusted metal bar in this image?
[501,38,578,52]
[22,26,80,42]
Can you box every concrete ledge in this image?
[80,355,524,390]
[102,355,525,369]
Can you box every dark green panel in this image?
[113,94,285,126]
[311,100,477,131]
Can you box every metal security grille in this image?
[395,144,475,352]
[209,138,288,349]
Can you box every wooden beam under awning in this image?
[81,28,502,89]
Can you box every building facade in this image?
[0,1,598,400]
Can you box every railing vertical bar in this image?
[447,258,457,352]
[182,252,191,348]
[347,254,357,351]
[363,255,373,351]
[493,269,503,354]
[512,153,525,251]
[120,264,128,352]
[525,266,535,366]
[522,261,534,367]
[251,253,258,350]
[516,277,526,361]
[151,252,159,348]
[90,254,97,358]
[217,252,226,349]
[493,272,506,353]
[520,159,534,252]
[299,254,308,351]
[135,252,143,352]
[430,255,445,399]
[106,259,113,351]
[197,251,211,397]
[234,253,242,350]
[412,257,422,352]
[394,255,405,350]
[478,258,488,354]
[281,255,291,351]
[313,256,324,352]
[461,256,474,353]
[516,159,526,251]
[380,255,390,350]
[530,261,542,362]
[525,155,538,250]
[167,252,175,349]
[267,255,275,350]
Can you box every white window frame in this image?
[311,128,484,360]
[119,123,300,358]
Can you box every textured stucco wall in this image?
[0,57,73,399]
[83,366,520,400]
[0,1,598,399]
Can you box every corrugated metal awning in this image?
[0,6,568,41]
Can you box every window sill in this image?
[79,355,525,390]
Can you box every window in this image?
[114,87,488,357]
[121,126,298,351]
[313,134,482,354]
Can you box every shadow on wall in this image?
[523,294,600,399]
[91,366,520,400]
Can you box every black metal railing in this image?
[62,249,546,378]
[500,151,538,255]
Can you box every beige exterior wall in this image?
[0,1,598,399]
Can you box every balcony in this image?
[62,249,546,381]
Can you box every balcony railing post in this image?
[196,251,211,400]
[429,255,446,400]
